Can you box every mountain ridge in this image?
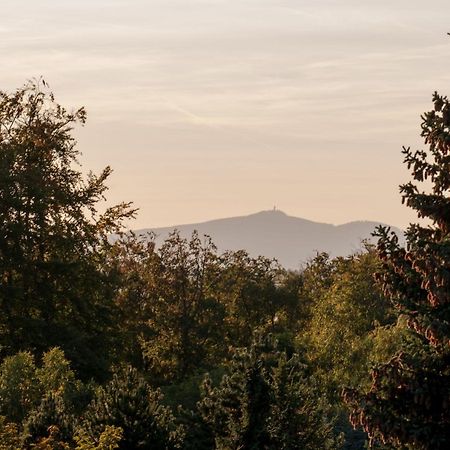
[135,210,404,270]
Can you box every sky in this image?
[2,0,450,229]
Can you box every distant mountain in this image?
[135,210,404,270]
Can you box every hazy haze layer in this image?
[2,0,450,229]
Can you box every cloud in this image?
[1,0,449,228]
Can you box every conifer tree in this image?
[81,365,183,449]
[344,92,450,449]
[191,335,341,450]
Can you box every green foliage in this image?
[113,231,299,385]
[0,347,91,446]
[294,250,403,449]
[161,367,226,412]
[190,335,342,450]
[30,425,124,450]
[106,234,159,369]
[24,393,74,445]
[0,80,135,378]
[344,92,450,449]
[217,251,288,346]
[0,351,40,423]
[37,348,76,398]
[30,425,70,449]
[81,365,183,449]
[74,426,123,450]
[113,231,227,383]
[142,231,227,382]
[302,250,397,396]
[268,353,341,450]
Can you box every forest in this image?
[0,81,448,449]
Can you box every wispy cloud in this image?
[1,0,449,228]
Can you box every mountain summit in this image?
[136,210,403,270]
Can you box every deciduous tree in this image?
[0,80,135,377]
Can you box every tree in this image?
[344,92,450,449]
[81,365,183,449]
[105,233,159,369]
[24,393,74,445]
[302,249,396,396]
[0,80,135,378]
[217,251,288,347]
[190,335,341,450]
[301,250,403,449]
[140,231,227,383]
[0,351,39,423]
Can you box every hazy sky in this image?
[2,0,450,228]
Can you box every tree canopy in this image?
[0,80,135,378]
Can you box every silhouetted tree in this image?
[0,80,135,378]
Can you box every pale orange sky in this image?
[2,0,450,229]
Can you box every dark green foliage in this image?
[0,80,135,379]
[141,231,227,383]
[161,367,226,412]
[189,335,342,450]
[106,234,159,369]
[24,393,74,444]
[116,231,298,385]
[344,92,450,449]
[112,231,228,383]
[82,365,183,449]
[268,353,341,450]
[217,251,288,346]
[0,351,40,424]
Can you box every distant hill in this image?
[135,210,404,270]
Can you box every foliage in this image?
[0,80,135,378]
[37,348,77,398]
[81,365,183,449]
[217,251,288,346]
[137,231,227,383]
[31,425,70,450]
[189,334,342,450]
[74,426,123,450]
[0,347,92,446]
[24,393,74,445]
[31,425,124,450]
[344,92,450,449]
[0,415,22,449]
[106,234,158,369]
[0,351,40,423]
[112,231,299,385]
[302,249,397,395]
